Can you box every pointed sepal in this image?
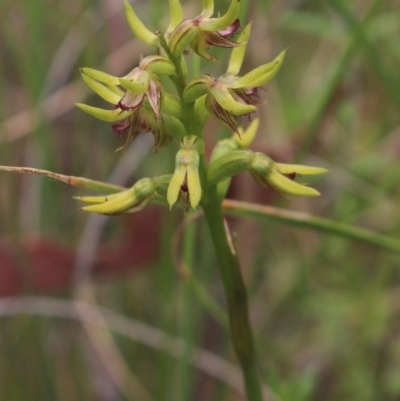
[124,0,158,46]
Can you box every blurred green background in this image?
[0,0,400,400]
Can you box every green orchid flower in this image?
[208,150,327,197]
[167,0,242,60]
[76,56,184,150]
[183,24,286,132]
[167,136,203,212]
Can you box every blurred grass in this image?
[1,0,400,400]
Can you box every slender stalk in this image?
[177,219,197,401]
[164,42,264,401]
[200,161,263,401]
[223,199,400,255]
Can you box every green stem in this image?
[164,38,263,401]
[177,219,197,401]
[200,159,263,401]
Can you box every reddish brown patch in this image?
[0,207,162,295]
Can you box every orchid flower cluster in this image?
[75,0,327,214]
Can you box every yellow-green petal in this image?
[119,72,149,95]
[75,104,132,122]
[81,187,137,214]
[201,0,214,17]
[74,195,109,204]
[211,86,257,115]
[80,67,120,86]
[167,0,184,33]
[227,22,252,76]
[169,20,199,56]
[80,73,121,104]
[274,164,328,175]
[232,117,259,148]
[268,169,321,197]
[167,164,186,208]
[230,49,286,89]
[183,76,213,102]
[142,56,176,76]
[186,162,202,209]
[124,0,158,46]
[200,0,240,31]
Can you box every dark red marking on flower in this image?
[118,91,144,111]
[112,119,130,135]
[218,19,241,37]
[284,172,297,181]
[234,87,262,105]
[203,31,240,48]
[146,79,162,118]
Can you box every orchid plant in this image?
[75,1,327,399]
[5,1,328,400]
